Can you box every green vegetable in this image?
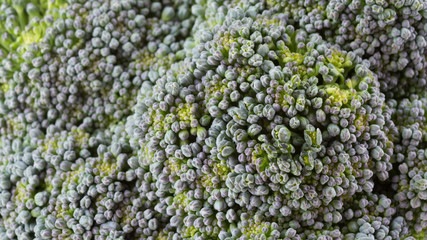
[0,0,426,239]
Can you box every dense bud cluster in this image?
[388,92,427,237]
[0,0,425,239]
[326,0,427,97]
[266,0,427,97]
[0,0,199,239]
[128,5,396,239]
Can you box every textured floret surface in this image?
[0,0,425,240]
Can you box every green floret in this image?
[0,0,425,239]
[269,0,427,97]
[240,215,279,239]
[128,2,395,238]
[0,0,67,52]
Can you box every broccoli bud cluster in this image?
[0,0,425,239]
[128,5,396,239]
[267,0,427,98]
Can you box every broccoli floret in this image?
[0,0,425,239]
[387,92,427,235]
[267,0,427,98]
[126,5,396,238]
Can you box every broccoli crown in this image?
[267,0,427,98]
[0,0,425,240]
[128,5,395,239]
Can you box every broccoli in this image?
[266,0,427,98]
[0,0,425,239]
